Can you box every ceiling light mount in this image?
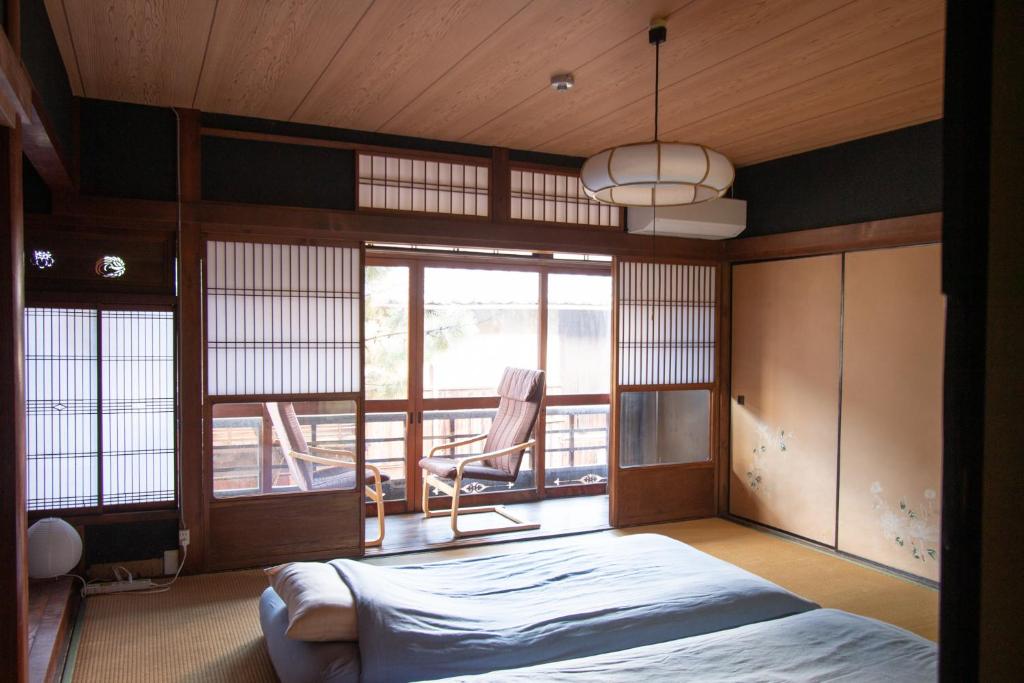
[550,73,575,92]
[581,18,734,207]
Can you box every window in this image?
[511,169,620,227]
[25,308,175,511]
[211,401,358,499]
[365,266,409,400]
[206,241,361,395]
[358,152,489,217]
[423,268,539,399]
[544,404,609,487]
[547,273,611,394]
[619,390,711,467]
[617,261,717,385]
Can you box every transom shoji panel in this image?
[206,241,361,396]
[357,152,489,217]
[511,168,619,227]
[617,261,717,385]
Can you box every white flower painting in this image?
[746,422,795,494]
[871,482,940,563]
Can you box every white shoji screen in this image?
[358,152,489,217]
[206,241,361,396]
[617,261,717,385]
[511,169,620,227]
[24,308,176,510]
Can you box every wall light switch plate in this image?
[178,529,190,546]
[163,549,179,575]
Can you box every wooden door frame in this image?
[609,257,721,528]
[366,249,612,514]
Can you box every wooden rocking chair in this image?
[419,367,544,537]
[264,402,388,547]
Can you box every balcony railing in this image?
[212,406,608,499]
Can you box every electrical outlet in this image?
[178,529,190,546]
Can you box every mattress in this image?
[428,608,938,682]
[260,587,360,683]
[261,532,817,682]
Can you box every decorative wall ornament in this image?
[870,482,940,563]
[95,255,127,278]
[31,250,55,269]
[745,422,795,493]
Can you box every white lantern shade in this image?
[581,141,735,207]
[28,517,83,579]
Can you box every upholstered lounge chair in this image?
[265,402,388,547]
[419,367,544,537]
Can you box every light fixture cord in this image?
[651,31,660,308]
[654,38,660,141]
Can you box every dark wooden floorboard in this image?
[365,494,610,557]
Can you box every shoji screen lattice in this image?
[510,169,620,227]
[206,241,361,396]
[358,152,489,217]
[617,261,717,385]
[24,308,175,511]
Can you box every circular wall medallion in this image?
[95,255,127,278]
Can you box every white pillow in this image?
[266,562,358,642]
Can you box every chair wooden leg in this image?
[364,468,386,548]
[422,470,430,518]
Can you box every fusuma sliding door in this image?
[610,258,718,526]
[729,256,842,545]
[837,245,943,580]
[203,239,365,570]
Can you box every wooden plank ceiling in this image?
[44,0,944,166]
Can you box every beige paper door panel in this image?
[730,255,842,544]
[838,244,943,581]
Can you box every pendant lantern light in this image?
[581,20,735,207]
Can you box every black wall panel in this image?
[733,121,942,237]
[84,519,178,565]
[79,99,178,201]
[202,136,355,210]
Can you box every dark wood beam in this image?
[1,3,28,681]
[725,212,941,262]
[0,27,31,129]
[174,108,206,572]
[23,88,74,192]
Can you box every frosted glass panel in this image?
[206,241,361,395]
[619,390,710,467]
[617,261,716,385]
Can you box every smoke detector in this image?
[550,74,574,91]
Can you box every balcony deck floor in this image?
[364,494,610,557]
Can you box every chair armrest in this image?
[308,445,356,462]
[455,440,536,475]
[427,433,488,458]
[287,449,355,468]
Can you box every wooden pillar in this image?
[1,0,27,676]
[490,147,510,223]
[174,108,206,571]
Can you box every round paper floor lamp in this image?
[28,518,83,579]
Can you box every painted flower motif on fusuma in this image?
[746,422,795,494]
[871,484,940,563]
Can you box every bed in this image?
[427,608,938,682]
[260,533,818,683]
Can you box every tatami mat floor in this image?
[67,513,938,682]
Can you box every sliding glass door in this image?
[365,251,611,513]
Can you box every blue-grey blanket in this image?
[430,609,937,682]
[329,533,818,682]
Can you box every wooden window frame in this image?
[365,249,613,514]
[24,302,179,518]
[508,161,624,231]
